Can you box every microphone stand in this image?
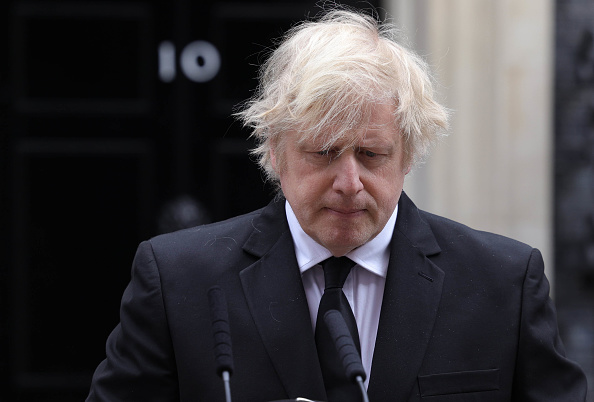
[222,370,232,402]
[356,376,369,402]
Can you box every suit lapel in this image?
[368,193,445,401]
[239,200,326,400]
[238,194,444,400]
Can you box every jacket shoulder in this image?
[145,207,266,263]
[418,209,536,267]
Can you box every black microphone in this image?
[323,309,369,402]
[208,286,234,402]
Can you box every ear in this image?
[404,165,412,175]
[270,147,278,172]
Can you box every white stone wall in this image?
[384,0,554,283]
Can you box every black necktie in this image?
[315,257,362,402]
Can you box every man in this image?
[87,9,588,402]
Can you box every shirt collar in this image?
[285,200,397,278]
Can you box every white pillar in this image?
[385,0,555,284]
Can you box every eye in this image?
[363,150,377,157]
[316,149,338,160]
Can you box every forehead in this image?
[296,102,399,149]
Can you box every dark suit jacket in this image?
[87,192,587,401]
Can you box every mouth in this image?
[325,207,366,216]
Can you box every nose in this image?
[331,152,364,195]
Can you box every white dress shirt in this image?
[285,201,397,387]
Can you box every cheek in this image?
[369,168,405,203]
[283,172,328,211]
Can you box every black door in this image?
[0,1,379,400]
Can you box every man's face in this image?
[271,103,410,256]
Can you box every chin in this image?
[323,232,369,253]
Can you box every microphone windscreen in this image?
[323,309,366,382]
[208,286,234,376]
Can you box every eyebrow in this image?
[357,137,396,149]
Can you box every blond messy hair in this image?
[236,8,449,188]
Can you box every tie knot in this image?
[322,257,355,289]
